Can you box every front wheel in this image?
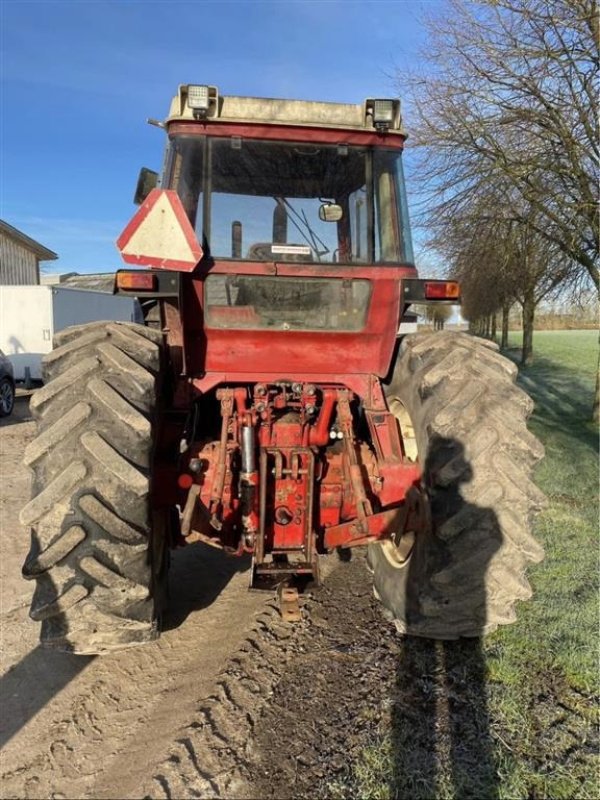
[368,332,546,638]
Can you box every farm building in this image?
[0,219,57,285]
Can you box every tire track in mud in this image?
[136,554,385,800]
[139,603,303,800]
[1,550,276,800]
[98,553,336,800]
[0,405,276,800]
[2,405,374,800]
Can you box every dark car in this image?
[0,350,15,417]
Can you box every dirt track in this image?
[2,396,385,799]
[1,395,524,800]
[0,397,301,798]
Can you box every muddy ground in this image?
[0,395,397,799]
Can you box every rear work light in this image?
[424,281,460,300]
[365,98,401,132]
[187,84,210,113]
[185,84,218,119]
[116,271,157,291]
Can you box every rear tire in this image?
[368,332,546,638]
[21,321,166,654]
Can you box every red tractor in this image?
[21,86,545,653]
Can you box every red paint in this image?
[184,269,411,379]
[324,509,403,549]
[308,390,336,447]
[178,385,423,570]
[198,261,417,279]
[168,121,405,149]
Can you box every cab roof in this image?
[166,85,404,136]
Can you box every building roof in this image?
[0,219,58,261]
[41,272,116,292]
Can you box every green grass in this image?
[334,330,600,800]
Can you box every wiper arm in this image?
[275,197,330,260]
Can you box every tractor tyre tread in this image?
[21,321,165,654]
[368,331,546,638]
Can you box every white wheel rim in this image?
[380,530,415,568]
[388,397,418,462]
[377,397,421,568]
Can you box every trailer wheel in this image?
[20,321,167,654]
[368,332,546,638]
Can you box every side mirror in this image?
[134,167,158,205]
[318,203,343,222]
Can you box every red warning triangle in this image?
[117,189,203,272]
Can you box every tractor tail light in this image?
[424,281,460,300]
[116,271,157,291]
[178,473,194,489]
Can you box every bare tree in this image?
[427,304,454,330]
[431,186,517,343]
[405,0,598,287]
[412,302,455,330]
[440,196,573,363]
[402,0,598,407]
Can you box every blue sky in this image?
[2,0,438,274]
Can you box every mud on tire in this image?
[368,332,546,638]
[20,321,165,654]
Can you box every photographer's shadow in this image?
[389,435,502,799]
[391,637,498,799]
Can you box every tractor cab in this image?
[119,85,427,382]
[166,122,414,268]
[161,86,414,268]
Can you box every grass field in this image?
[334,330,599,800]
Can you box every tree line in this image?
[401,0,598,416]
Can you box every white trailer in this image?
[0,285,139,381]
